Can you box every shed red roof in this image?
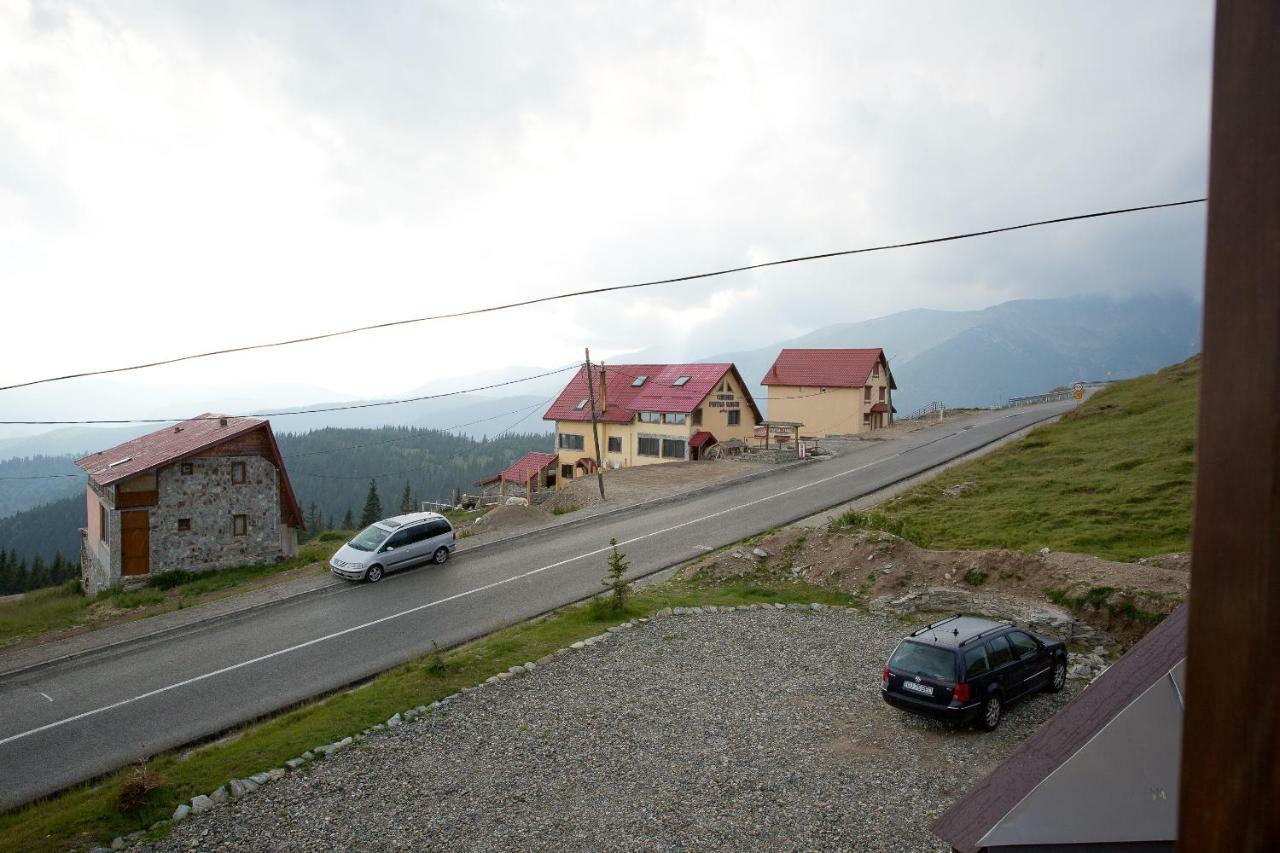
[544,363,762,424]
[474,451,559,487]
[761,348,896,389]
[75,414,305,529]
[689,431,716,448]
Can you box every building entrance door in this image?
[121,511,150,576]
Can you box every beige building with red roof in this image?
[543,363,762,482]
[761,348,896,437]
[75,414,305,594]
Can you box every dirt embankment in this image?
[683,525,1189,646]
[543,457,772,514]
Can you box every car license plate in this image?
[901,680,934,697]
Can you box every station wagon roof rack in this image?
[910,614,963,637]
[958,621,1015,647]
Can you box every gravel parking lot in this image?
[142,607,1076,852]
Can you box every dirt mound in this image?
[684,525,1189,645]
[468,503,554,534]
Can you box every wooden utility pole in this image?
[1179,1,1279,849]
[584,348,606,501]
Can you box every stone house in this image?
[474,451,559,500]
[75,414,305,594]
[761,348,897,437]
[543,363,763,483]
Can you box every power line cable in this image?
[0,365,578,426]
[0,198,1206,394]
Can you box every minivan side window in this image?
[426,520,451,537]
[986,635,1015,668]
[401,524,431,545]
[1008,631,1039,659]
[963,646,990,678]
[384,530,411,550]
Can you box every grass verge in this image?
[0,575,853,852]
[847,356,1199,561]
[0,538,346,650]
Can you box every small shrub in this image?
[425,642,448,675]
[551,505,580,516]
[62,578,83,597]
[147,570,196,590]
[962,569,989,587]
[318,531,348,542]
[116,760,160,813]
[600,538,632,612]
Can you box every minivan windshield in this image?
[348,524,390,552]
[889,640,956,683]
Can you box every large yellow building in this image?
[761,348,896,437]
[544,363,763,482]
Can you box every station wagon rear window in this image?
[888,641,955,683]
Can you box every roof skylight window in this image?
[107,457,133,468]
[631,375,648,387]
[672,376,691,386]
[575,399,589,410]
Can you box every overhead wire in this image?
[0,198,1206,394]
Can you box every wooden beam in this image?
[1179,1,1280,849]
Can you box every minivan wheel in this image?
[365,565,384,583]
[979,694,1003,731]
[1049,660,1067,693]
[432,547,450,565]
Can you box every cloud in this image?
[0,0,1213,404]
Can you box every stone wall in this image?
[81,481,121,595]
[150,456,285,576]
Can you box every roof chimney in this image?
[174,426,183,434]
[219,417,228,427]
[598,364,607,413]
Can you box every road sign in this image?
[1073,382,1084,400]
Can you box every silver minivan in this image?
[329,512,456,583]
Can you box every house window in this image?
[607,436,622,453]
[872,362,879,378]
[575,398,588,411]
[863,414,871,426]
[863,386,872,402]
[232,514,248,536]
[879,386,886,402]
[728,410,741,426]
[672,376,690,387]
[558,433,585,450]
[692,408,702,426]
[177,518,191,532]
[180,463,194,476]
[638,412,661,423]
[631,375,647,387]
[638,437,660,457]
[663,413,687,425]
[231,462,247,484]
[100,503,109,542]
[561,464,574,479]
[661,439,686,459]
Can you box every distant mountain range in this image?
[709,293,1201,414]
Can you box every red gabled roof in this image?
[544,363,762,424]
[474,451,558,487]
[75,414,305,529]
[761,348,896,389]
[689,431,716,448]
[869,402,890,413]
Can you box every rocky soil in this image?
[685,526,1189,646]
[136,607,1076,852]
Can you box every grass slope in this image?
[861,356,1199,561]
[0,576,853,852]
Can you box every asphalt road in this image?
[0,401,1074,811]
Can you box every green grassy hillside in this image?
[861,356,1199,561]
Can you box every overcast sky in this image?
[0,0,1213,411]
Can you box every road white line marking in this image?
[38,692,53,703]
[0,419,1030,749]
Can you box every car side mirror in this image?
[382,544,395,552]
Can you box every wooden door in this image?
[121,511,150,576]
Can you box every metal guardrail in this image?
[1004,390,1074,407]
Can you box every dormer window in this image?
[575,399,589,411]
[631,375,647,387]
[672,376,690,387]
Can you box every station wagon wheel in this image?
[1049,659,1067,693]
[366,565,384,583]
[979,694,1002,731]
[432,547,450,565]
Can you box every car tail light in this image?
[953,682,971,703]
[882,665,890,686]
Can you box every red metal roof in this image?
[689,431,716,448]
[77,414,265,487]
[75,414,305,529]
[544,363,762,424]
[869,402,890,413]
[761,348,896,389]
[474,451,559,487]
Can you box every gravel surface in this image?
[140,607,1076,852]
